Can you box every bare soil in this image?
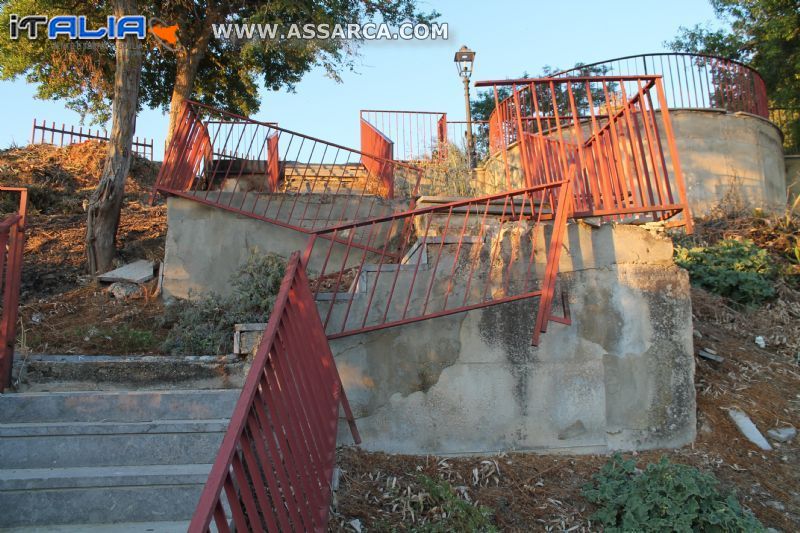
[1,142,168,354]
[330,292,800,531]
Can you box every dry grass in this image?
[0,142,167,353]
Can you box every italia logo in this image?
[9,15,147,40]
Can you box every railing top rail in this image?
[446,119,490,124]
[309,181,567,235]
[475,74,663,87]
[186,100,424,174]
[360,118,395,144]
[548,51,764,81]
[0,214,22,232]
[360,109,446,115]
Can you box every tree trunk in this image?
[165,27,214,146]
[85,0,143,275]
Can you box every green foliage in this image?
[0,0,439,123]
[412,475,497,533]
[0,0,114,122]
[582,454,764,532]
[667,0,800,152]
[161,252,285,355]
[675,238,777,305]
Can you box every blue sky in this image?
[0,0,717,158]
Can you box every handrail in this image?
[303,180,572,345]
[477,75,692,231]
[545,52,769,118]
[359,109,447,162]
[0,187,28,392]
[153,101,426,250]
[549,51,762,78]
[189,251,360,532]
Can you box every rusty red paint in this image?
[547,52,769,119]
[154,101,424,245]
[0,187,27,392]
[188,252,359,533]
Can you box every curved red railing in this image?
[480,75,692,231]
[549,52,769,118]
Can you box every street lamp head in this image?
[454,45,475,79]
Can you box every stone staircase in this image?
[0,389,238,531]
[281,162,373,193]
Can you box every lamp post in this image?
[454,45,476,168]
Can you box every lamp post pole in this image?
[454,45,476,169]
[463,75,474,169]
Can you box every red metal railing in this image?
[304,181,573,345]
[549,53,769,118]
[31,119,155,160]
[0,188,27,392]
[302,76,693,346]
[479,75,692,231]
[189,252,360,533]
[360,110,447,162]
[360,119,395,198]
[153,101,425,247]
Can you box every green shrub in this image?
[674,239,776,305]
[404,474,497,533]
[161,252,285,355]
[582,455,764,532]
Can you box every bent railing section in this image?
[0,187,27,392]
[549,52,769,118]
[189,252,360,533]
[360,119,395,198]
[360,110,447,162]
[154,101,424,242]
[304,181,574,345]
[479,75,692,231]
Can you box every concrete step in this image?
[0,419,227,469]
[0,465,208,528]
[0,388,236,529]
[11,354,246,393]
[0,521,190,532]
[0,389,240,424]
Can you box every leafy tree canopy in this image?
[667,0,799,108]
[0,0,439,123]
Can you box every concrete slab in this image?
[98,260,155,284]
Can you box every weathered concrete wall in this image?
[480,109,787,214]
[164,198,696,455]
[786,155,800,205]
[331,223,695,455]
[163,195,400,299]
[668,110,786,213]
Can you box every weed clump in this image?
[675,238,776,306]
[582,454,763,532]
[161,252,285,355]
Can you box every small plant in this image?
[582,454,764,532]
[392,475,497,533]
[161,252,285,355]
[674,238,776,305]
